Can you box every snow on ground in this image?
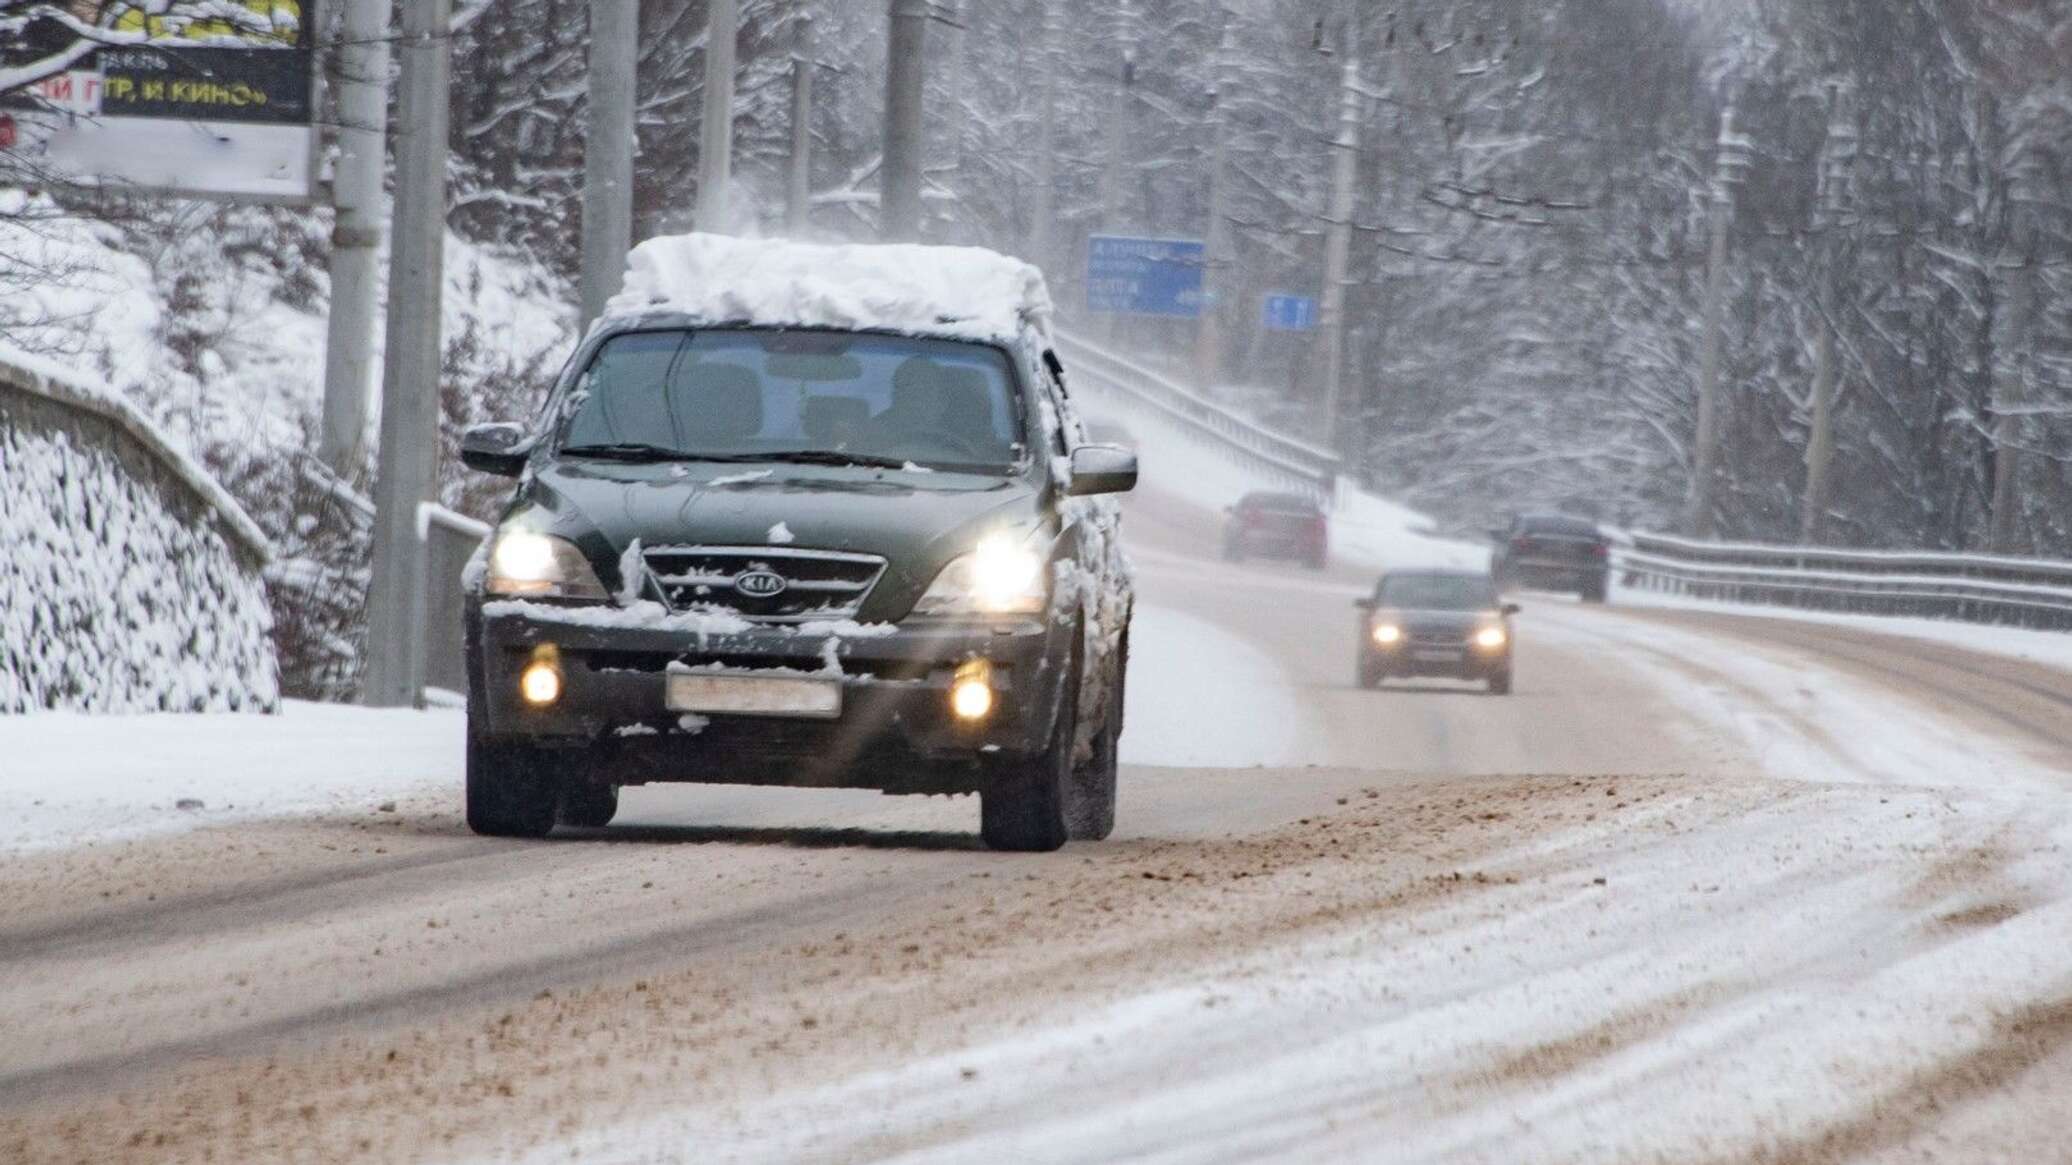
[1614,580,2072,674]
[1532,604,2072,792]
[0,702,462,853]
[1120,604,1323,768]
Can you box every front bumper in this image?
[1366,642,1511,680]
[469,601,1069,794]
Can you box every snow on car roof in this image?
[600,233,1055,346]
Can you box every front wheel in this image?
[982,662,1080,853]
[557,780,619,829]
[1358,658,1386,690]
[1487,670,1514,696]
[465,730,560,838]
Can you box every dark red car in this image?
[1222,491,1328,569]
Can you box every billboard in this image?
[0,2,319,202]
[1086,235,1206,318]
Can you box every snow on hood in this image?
[600,233,1055,346]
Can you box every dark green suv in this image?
[458,276,1136,851]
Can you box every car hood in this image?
[505,460,1047,615]
[1380,608,1503,635]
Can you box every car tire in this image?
[981,653,1079,854]
[1487,670,1513,696]
[1580,578,1609,604]
[557,780,619,829]
[465,727,560,839]
[1067,636,1126,843]
[1358,658,1386,690]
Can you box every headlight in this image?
[486,530,609,600]
[1372,624,1403,646]
[913,533,1049,617]
[1474,625,1508,650]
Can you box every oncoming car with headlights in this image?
[1355,569,1519,695]
[458,235,1136,852]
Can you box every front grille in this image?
[641,546,887,624]
[1407,629,1467,649]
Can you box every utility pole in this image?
[316,0,392,475]
[1990,146,2046,554]
[363,0,454,708]
[580,0,638,329]
[1317,3,1360,455]
[1683,108,1751,539]
[882,0,928,240]
[786,8,815,237]
[1027,0,1060,267]
[697,0,738,233]
[1194,3,1235,387]
[1098,0,1136,342]
[1801,90,1855,544]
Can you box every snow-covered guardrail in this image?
[1617,530,2072,630]
[1054,332,1343,503]
[0,348,279,712]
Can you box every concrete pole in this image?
[317,0,392,476]
[1317,51,1360,454]
[580,0,639,330]
[1027,0,1060,267]
[786,9,814,237]
[1193,4,1235,387]
[1098,0,1135,342]
[363,0,454,709]
[696,0,738,233]
[1801,94,1853,544]
[882,0,928,240]
[1684,109,1744,539]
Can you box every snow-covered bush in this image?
[0,353,278,714]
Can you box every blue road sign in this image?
[1262,293,1319,332]
[1086,235,1206,318]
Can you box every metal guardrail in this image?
[1616,530,2072,630]
[1053,331,1343,503]
[420,503,491,703]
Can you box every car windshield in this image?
[561,329,1025,471]
[1378,574,1500,611]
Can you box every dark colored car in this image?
[1355,569,1519,695]
[1491,514,1610,602]
[458,312,1137,853]
[1222,491,1328,569]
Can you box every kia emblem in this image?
[734,569,789,599]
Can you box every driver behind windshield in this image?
[562,330,1022,471]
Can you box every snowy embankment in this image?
[0,703,463,853]
[1,346,278,715]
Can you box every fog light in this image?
[951,659,995,721]
[1372,624,1403,647]
[520,646,563,707]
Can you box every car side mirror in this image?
[1502,602,1522,617]
[1354,598,1377,612]
[1488,528,1507,542]
[461,422,532,478]
[1066,444,1138,497]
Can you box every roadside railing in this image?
[1053,331,1343,503]
[1616,530,2072,631]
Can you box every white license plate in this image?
[666,674,843,719]
[1414,650,1463,664]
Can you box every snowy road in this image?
[5,486,2072,1163]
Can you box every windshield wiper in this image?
[558,442,699,462]
[756,450,915,471]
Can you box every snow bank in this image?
[602,233,1054,345]
[0,702,460,853]
[1,352,278,714]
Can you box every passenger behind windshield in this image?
[561,329,1024,472]
[1378,575,1500,612]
